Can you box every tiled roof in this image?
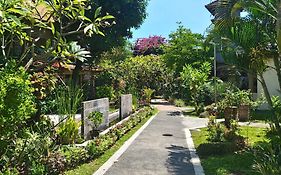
[205,0,218,16]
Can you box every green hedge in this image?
[61,106,156,171]
[197,142,239,157]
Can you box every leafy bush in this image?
[206,116,246,150]
[44,152,66,175]
[252,96,281,175]
[96,86,116,101]
[181,62,211,115]
[174,99,186,107]
[114,55,173,98]
[253,144,281,175]
[55,83,83,118]
[56,117,81,144]
[224,120,246,149]
[142,87,154,104]
[197,142,238,157]
[132,95,139,111]
[88,111,104,129]
[55,83,83,144]
[59,146,90,168]
[0,64,36,159]
[218,89,254,110]
[1,130,53,174]
[207,116,225,142]
[87,107,156,158]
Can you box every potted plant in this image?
[236,90,252,121]
[219,90,254,124]
[87,111,104,137]
[218,92,239,128]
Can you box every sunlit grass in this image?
[192,126,268,175]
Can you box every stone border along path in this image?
[94,100,205,175]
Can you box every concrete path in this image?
[100,102,200,175]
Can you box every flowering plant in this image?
[133,35,166,55]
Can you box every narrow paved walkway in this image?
[103,102,197,175]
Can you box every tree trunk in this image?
[273,55,281,90]
[72,60,82,87]
[259,74,281,137]
[88,74,96,100]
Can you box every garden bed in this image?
[191,127,269,175]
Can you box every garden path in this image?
[95,99,203,175]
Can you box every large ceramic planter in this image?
[238,105,250,121]
[224,106,238,128]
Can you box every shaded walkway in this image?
[101,103,196,175]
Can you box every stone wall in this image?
[120,94,133,119]
[81,98,109,139]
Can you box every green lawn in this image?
[192,127,269,175]
[65,111,157,175]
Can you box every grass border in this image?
[65,108,158,175]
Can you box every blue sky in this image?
[131,0,212,41]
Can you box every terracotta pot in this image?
[238,105,250,121]
[224,106,238,128]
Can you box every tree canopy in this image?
[163,25,210,75]
[0,0,114,70]
[85,0,149,63]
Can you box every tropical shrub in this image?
[44,152,66,175]
[59,146,90,169]
[132,95,139,111]
[163,25,210,75]
[0,64,36,158]
[87,107,156,158]
[207,116,225,142]
[56,117,81,144]
[197,142,238,156]
[1,130,53,174]
[174,99,186,107]
[206,116,246,152]
[88,111,104,130]
[31,67,58,101]
[253,145,281,175]
[115,55,173,98]
[181,62,211,115]
[96,86,116,101]
[100,46,132,63]
[55,84,83,118]
[252,96,281,175]
[87,111,104,137]
[55,83,83,144]
[142,87,155,104]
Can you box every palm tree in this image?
[209,0,281,135]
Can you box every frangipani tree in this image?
[0,0,114,70]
